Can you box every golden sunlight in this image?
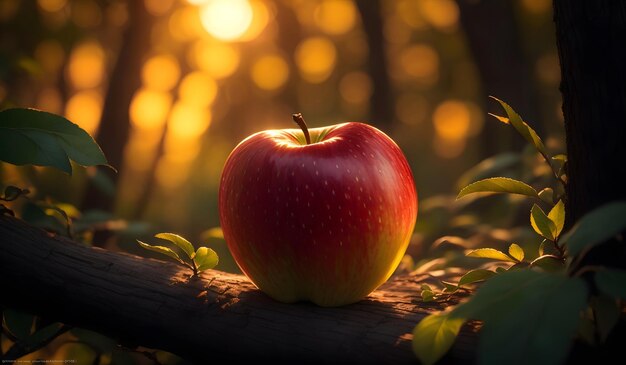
[433,100,471,140]
[179,71,218,107]
[169,6,205,41]
[168,102,212,139]
[129,88,172,130]
[295,36,337,83]
[199,0,253,42]
[67,41,105,89]
[190,40,240,79]
[141,54,181,92]
[65,90,103,135]
[313,0,357,35]
[251,54,289,91]
[399,44,439,83]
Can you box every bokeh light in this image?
[144,0,175,16]
[141,55,181,92]
[37,0,67,12]
[339,71,372,104]
[169,6,205,41]
[295,37,337,83]
[313,0,357,35]
[395,0,427,30]
[67,41,106,89]
[399,44,439,84]
[418,0,459,32]
[65,90,103,135]
[190,40,240,79]
[199,0,253,41]
[129,88,172,130]
[433,100,471,140]
[521,0,551,14]
[179,72,218,107]
[168,102,212,139]
[239,0,270,41]
[250,54,289,91]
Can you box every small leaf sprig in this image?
[137,233,218,276]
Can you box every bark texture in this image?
[554,0,626,225]
[0,215,477,363]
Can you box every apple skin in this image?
[218,122,417,307]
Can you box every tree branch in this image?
[0,215,477,363]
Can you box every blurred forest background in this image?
[0,0,564,270]
[0,0,567,362]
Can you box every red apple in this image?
[218,114,417,306]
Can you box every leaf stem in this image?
[536,149,567,189]
[292,113,311,145]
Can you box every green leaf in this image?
[457,177,538,200]
[490,97,549,157]
[590,295,620,342]
[595,269,626,299]
[467,248,517,262]
[538,188,554,205]
[421,284,432,291]
[421,290,435,302]
[452,270,588,365]
[3,309,34,340]
[529,255,565,273]
[412,313,465,365]
[561,201,626,257]
[548,200,565,238]
[459,269,496,287]
[508,243,524,262]
[155,233,195,259]
[194,246,219,271]
[530,204,556,240]
[137,240,186,265]
[0,108,109,174]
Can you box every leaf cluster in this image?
[138,233,219,276]
[413,98,626,365]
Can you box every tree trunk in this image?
[0,215,478,363]
[553,0,626,270]
[80,0,154,213]
[554,0,626,225]
[356,0,394,132]
[457,0,540,154]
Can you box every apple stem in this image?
[292,113,311,145]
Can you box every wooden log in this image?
[0,215,477,363]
